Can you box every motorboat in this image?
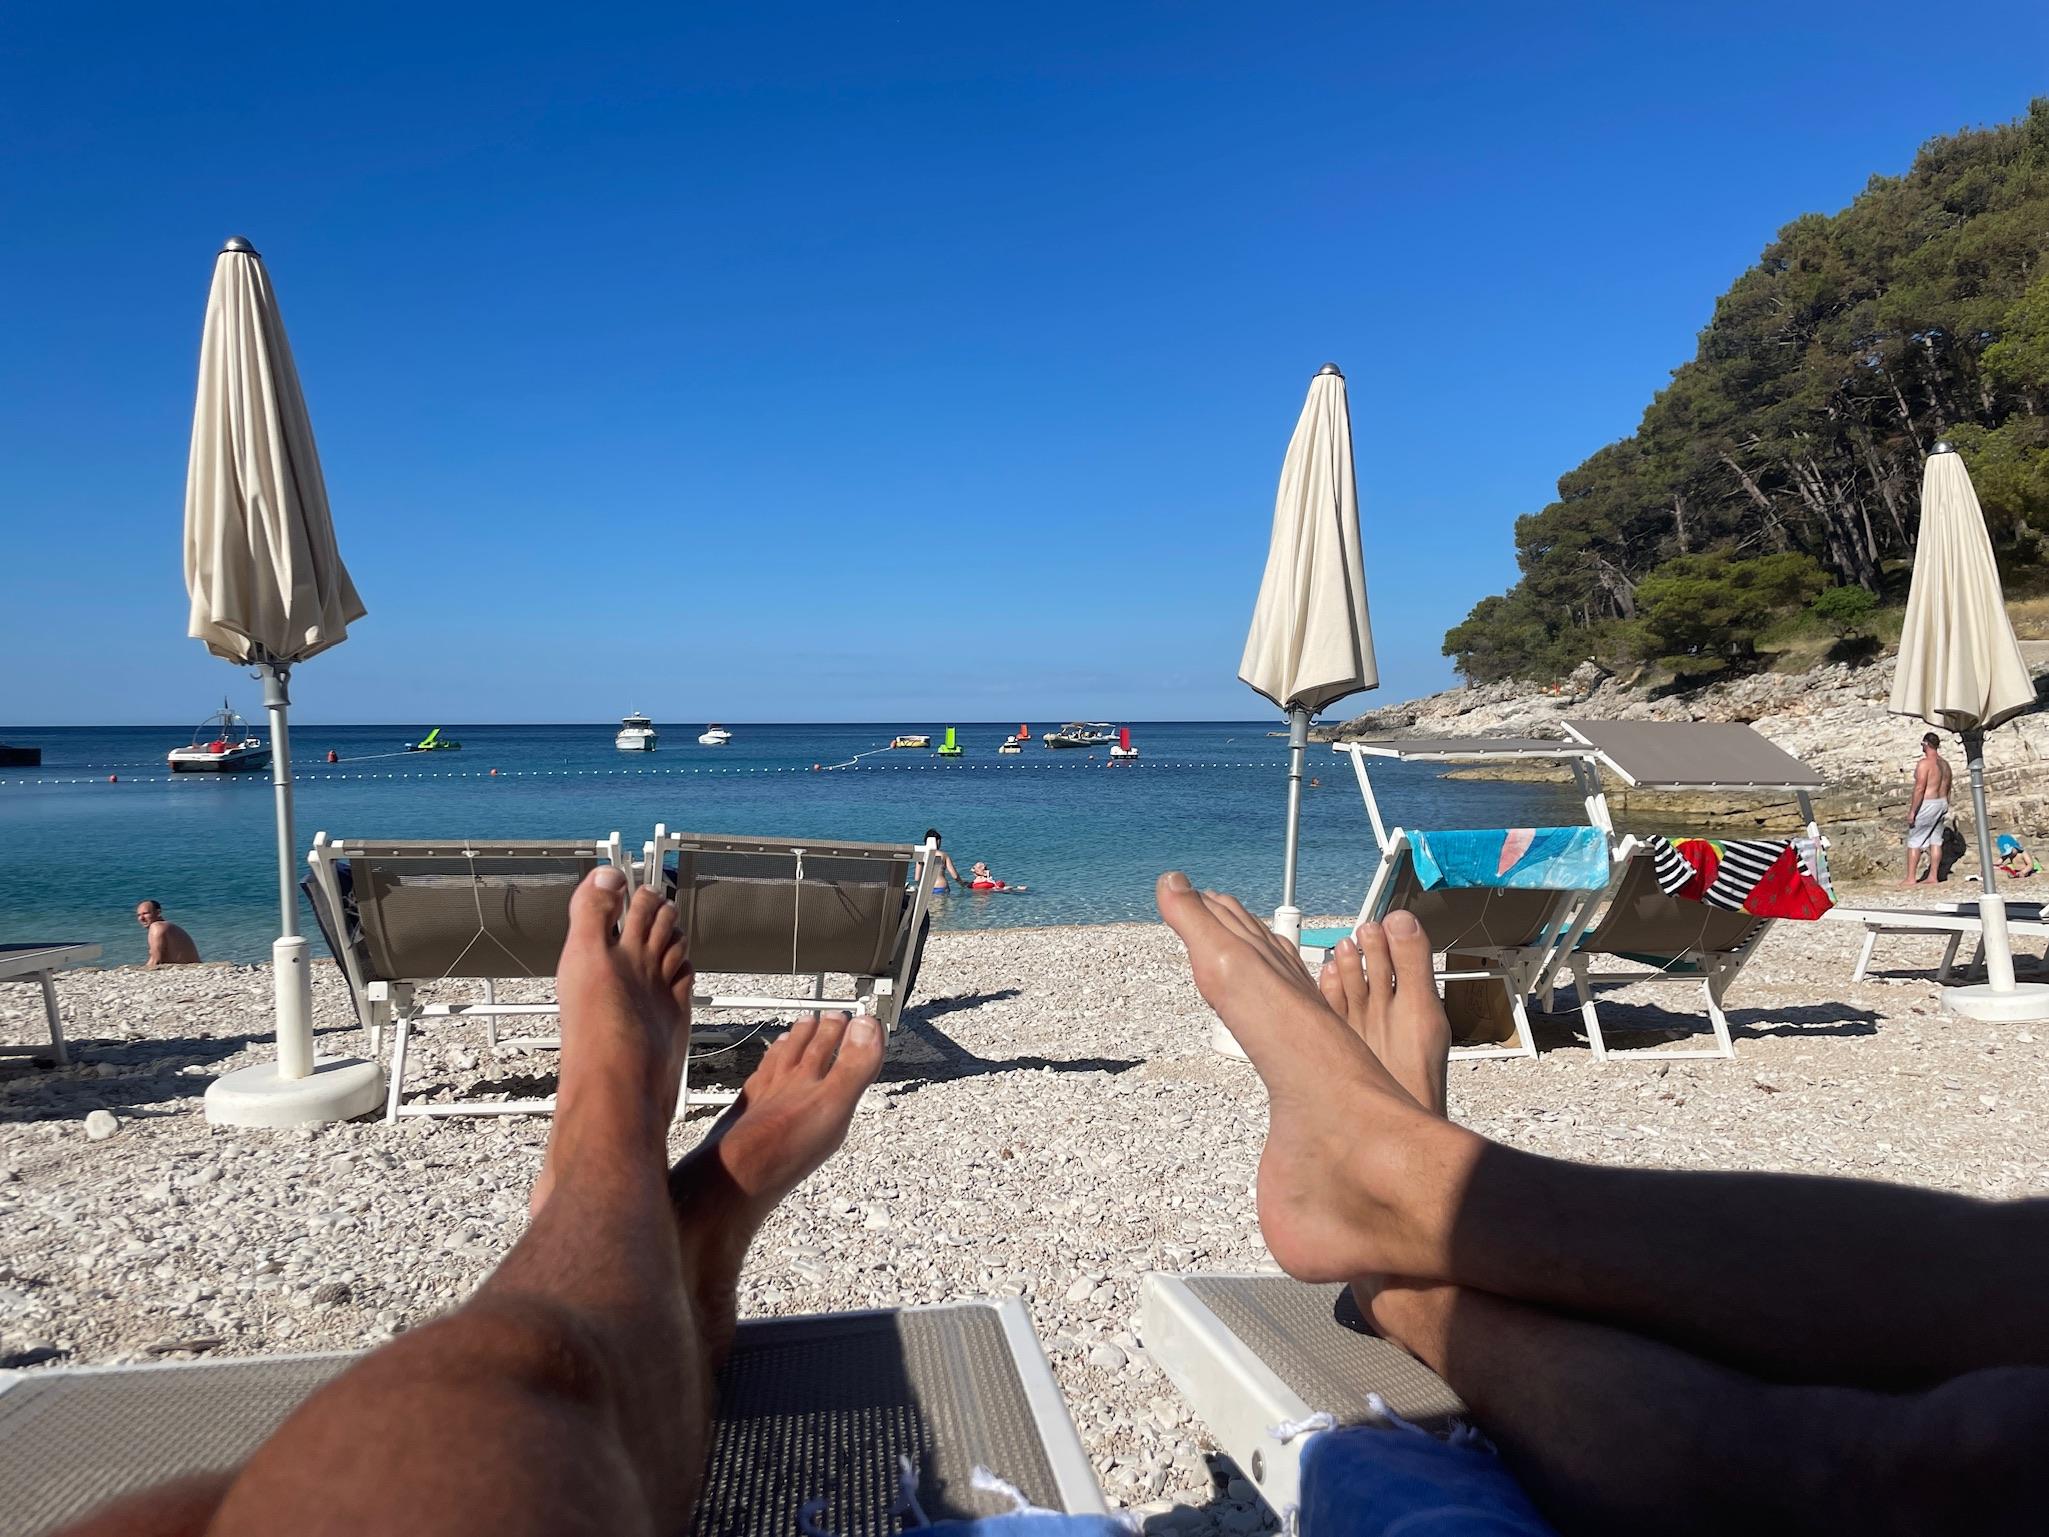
[936,727,963,757]
[697,724,732,746]
[616,713,658,751]
[997,735,1024,754]
[1109,727,1139,761]
[890,734,932,749]
[168,701,270,773]
[1043,722,1115,749]
[405,728,462,752]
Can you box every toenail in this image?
[850,1016,880,1046]
[1164,872,1191,891]
[1385,910,1419,935]
[594,867,626,891]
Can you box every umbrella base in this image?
[204,1056,385,1128]
[1940,981,2049,1022]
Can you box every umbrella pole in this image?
[1961,728,2017,992]
[1274,706,1308,942]
[260,662,315,1078]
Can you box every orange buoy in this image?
[327,749,338,763]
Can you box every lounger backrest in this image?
[658,834,915,977]
[1584,851,1766,958]
[1382,854,1567,951]
[344,840,602,982]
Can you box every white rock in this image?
[1089,1342,1128,1370]
[84,1111,119,1142]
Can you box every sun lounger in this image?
[1301,828,1612,1061]
[1142,1272,1468,1520]
[0,943,102,1068]
[0,1299,1104,1536]
[303,833,631,1120]
[1829,900,2049,982]
[637,829,942,1109]
[1541,847,1775,1061]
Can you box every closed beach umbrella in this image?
[1240,364,1377,939]
[186,236,380,1124]
[1889,442,2043,1017]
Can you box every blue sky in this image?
[4,3,2047,725]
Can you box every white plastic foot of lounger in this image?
[1940,981,2049,1022]
[204,1056,386,1127]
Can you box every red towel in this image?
[1741,846,1833,919]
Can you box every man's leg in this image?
[1157,874,2049,1389]
[69,868,885,1537]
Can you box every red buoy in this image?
[107,774,117,783]
[327,749,338,763]
[490,768,498,776]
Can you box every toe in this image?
[622,886,661,948]
[1356,921,1394,1009]
[1317,954,1347,1017]
[826,1014,885,1097]
[801,1012,851,1075]
[568,866,629,945]
[1157,872,1234,950]
[1335,934,1371,1028]
[1384,909,1437,1001]
[780,1013,821,1061]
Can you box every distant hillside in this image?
[1446,100,2049,685]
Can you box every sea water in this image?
[0,722,1579,965]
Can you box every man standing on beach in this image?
[135,900,200,967]
[1903,732,1954,885]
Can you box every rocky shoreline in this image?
[5,921,2047,1530]
[1319,655,2049,879]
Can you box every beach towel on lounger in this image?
[1407,827,1609,893]
[1645,835,1832,920]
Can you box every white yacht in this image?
[698,725,733,746]
[615,713,658,751]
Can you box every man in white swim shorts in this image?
[1904,730,1953,885]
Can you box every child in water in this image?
[968,860,1005,890]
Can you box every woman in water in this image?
[924,828,963,893]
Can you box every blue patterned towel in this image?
[1408,827,1610,892]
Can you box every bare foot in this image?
[530,869,695,1218]
[1156,872,1475,1283]
[666,1010,885,1359]
[1317,913,1450,1117]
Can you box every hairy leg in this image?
[1159,873,2049,1388]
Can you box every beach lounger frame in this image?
[635,828,942,1109]
[1352,827,1608,1061]
[304,833,631,1121]
[0,1298,1104,1535]
[1326,739,1616,1060]
[0,943,102,1067]
[1829,900,2049,983]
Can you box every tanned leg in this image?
[1158,874,2049,1388]
[1323,928,2049,1536]
[63,869,885,1537]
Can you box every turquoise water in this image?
[0,722,1578,965]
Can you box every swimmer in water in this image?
[924,828,963,893]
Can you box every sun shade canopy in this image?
[1337,737,1599,763]
[1560,719,1824,791]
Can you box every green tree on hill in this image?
[1446,100,2049,684]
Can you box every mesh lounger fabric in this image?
[0,1304,1078,1537]
[1381,856,1565,953]
[1582,853,1765,957]
[662,836,913,977]
[346,841,600,981]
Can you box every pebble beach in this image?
[4,912,2046,1530]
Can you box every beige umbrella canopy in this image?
[186,238,364,664]
[1239,364,1377,714]
[1889,443,2043,1014]
[1240,364,1377,936]
[1888,445,2033,734]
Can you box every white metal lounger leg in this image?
[1702,973,1737,1059]
[37,972,68,1067]
[484,980,498,1050]
[1853,927,1879,983]
[1937,932,1962,983]
[1577,970,1611,1061]
[384,1012,410,1123]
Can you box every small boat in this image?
[616,713,658,752]
[697,724,732,746]
[406,727,462,752]
[1044,722,1115,749]
[997,735,1024,755]
[1109,727,1139,761]
[890,734,932,750]
[936,727,963,757]
[168,701,270,773]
